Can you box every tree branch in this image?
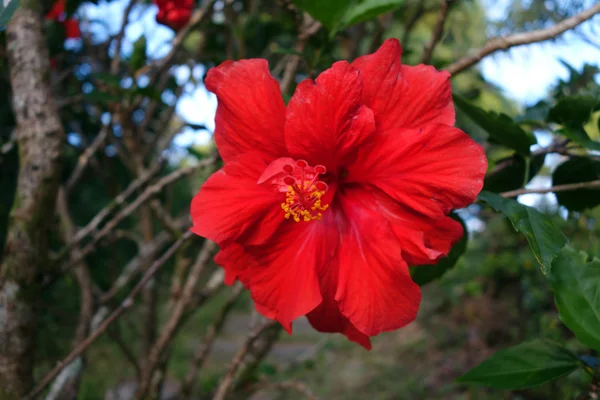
[0,3,65,395]
[445,2,600,75]
[421,0,450,64]
[59,154,216,271]
[255,380,320,400]
[212,320,279,400]
[280,13,321,94]
[47,187,95,399]
[100,227,182,304]
[140,0,217,96]
[500,179,600,198]
[181,283,244,399]
[111,0,138,74]
[58,160,164,260]
[135,240,217,398]
[26,231,194,400]
[65,126,109,192]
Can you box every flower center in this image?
[279,160,329,222]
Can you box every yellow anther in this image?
[280,186,328,223]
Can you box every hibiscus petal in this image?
[333,188,421,336]
[393,215,464,266]
[190,155,283,246]
[352,38,455,132]
[285,61,375,172]
[205,59,286,163]
[214,244,251,286]
[348,124,487,220]
[307,258,372,349]
[239,223,324,332]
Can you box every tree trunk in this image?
[0,1,64,397]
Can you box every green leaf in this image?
[483,153,546,193]
[0,0,19,30]
[558,127,600,151]
[83,90,121,104]
[454,95,536,157]
[548,96,600,150]
[457,339,580,389]
[291,0,350,31]
[552,157,600,211]
[341,0,404,27]
[410,214,467,286]
[129,34,147,73]
[292,0,402,32]
[478,191,567,273]
[132,86,162,102]
[515,100,550,125]
[548,95,600,127]
[549,247,600,351]
[91,72,122,87]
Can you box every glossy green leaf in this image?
[552,157,600,211]
[549,247,600,351]
[342,0,404,27]
[458,339,580,389]
[454,95,536,157]
[516,100,550,125]
[483,153,546,193]
[547,95,600,127]
[548,96,600,150]
[0,0,19,30]
[410,214,467,286]
[478,191,567,273]
[292,0,403,32]
[291,0,350,31]
[558,127,600,151]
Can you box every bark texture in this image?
[0,2,64,397]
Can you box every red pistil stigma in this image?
[279,160,329,222]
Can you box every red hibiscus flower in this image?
[190,39,487,349]
[154,0,194,31]
[45,0,81,39]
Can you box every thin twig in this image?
[107,324,141,376]
[280,13,321,94]
[256,380,319,400]
[232,319,282,392]
[111,0,138,74]
[56,93,85,109]
[487,139,570,177]
[445,2,600,75]
[100,230,175,304]
[63,154,216,270]
[401,2,425,44]
[181,283,244,398]
[26,231,194,400]
[65,127,109,192]
[421,0,450,64]
[60,161,164,257]
[500,179,600,198]
[135,240,217,397]
[48,188,95,399]
[149,199,183,238]
[141,0,216,96]
[212,320,279,400]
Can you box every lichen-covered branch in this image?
[0,1,65,396]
